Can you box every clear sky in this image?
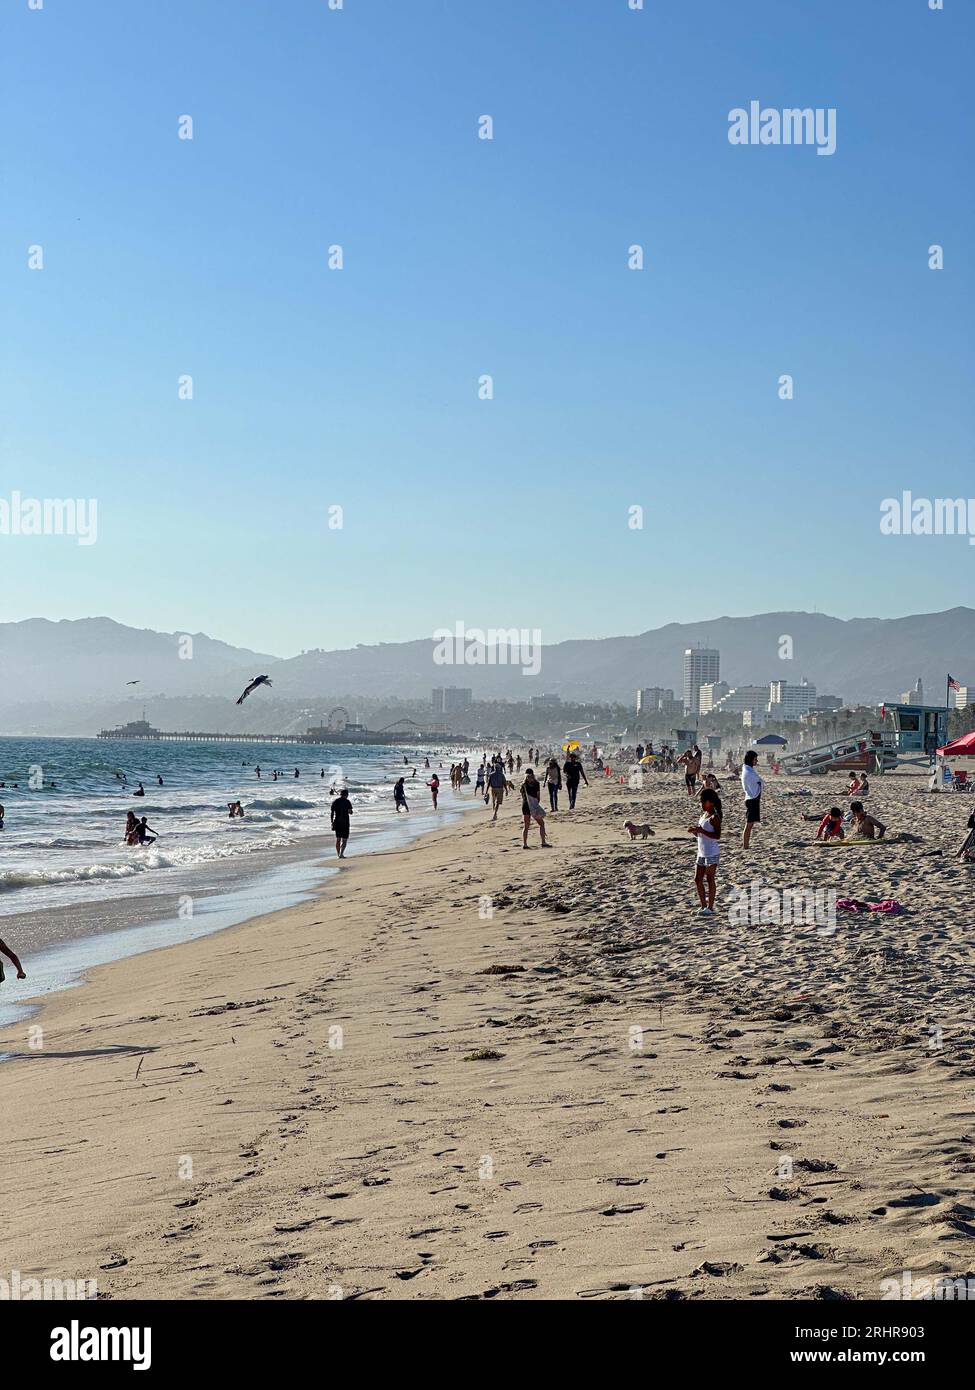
[2,0,971,657]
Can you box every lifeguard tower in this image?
[778,703,948,776]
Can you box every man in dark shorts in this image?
[678,744,703,796]
[330,787,353,857]
[562,753,589,810]
[741,750,764,849]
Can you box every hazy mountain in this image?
[0,618,275,703]
[258,609,975,706]
[0,609,971,735]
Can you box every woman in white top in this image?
[741,750,764,849]
[689,790,722,915]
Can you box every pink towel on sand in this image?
[836,897,903,914]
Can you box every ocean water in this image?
[0,735,478,911]
[0,735,481,1027]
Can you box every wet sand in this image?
[2,767,973,1300]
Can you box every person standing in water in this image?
[427,772,440,808]
[393,778,409,812]
[330,788,353,857]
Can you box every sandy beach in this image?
[3,766,974,1302]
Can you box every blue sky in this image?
[2,0,971,657]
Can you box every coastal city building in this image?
[636,686,675,714]
[431,686,472,714]
[529,693,562,710]
[952,684,973,709]
[698,681,730,715]
[682,648,720,715]
[901,676,924,704]
[708,684,770,717]
[814,693,844,712]
[768,679,818,720]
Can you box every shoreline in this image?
[0,771,481,1029]
[2,767,972,1300]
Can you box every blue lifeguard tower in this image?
[882,702,948,761]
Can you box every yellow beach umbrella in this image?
[562,740,580,752]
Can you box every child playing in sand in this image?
[816,807,845,841]
[689,789,721,914]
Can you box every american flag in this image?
[948,674,961,692]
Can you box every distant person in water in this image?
[157,775,163,786]
[134,782,145,797]
[393,778,409,812]
[136,816,158,845]
[427,773,440,808]
[0,803,5,830]
[294,768,299,778]
[0,936,26,982]
[255,766,261,778]
[124,811,140,845]
[330,788,353,857]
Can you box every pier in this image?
[96,720,475,747]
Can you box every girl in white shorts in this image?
[689,790,722,915]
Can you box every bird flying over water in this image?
[237,674,272,705]
[125,680,140,685]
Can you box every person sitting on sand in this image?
[393,778,409,812]
[816,807,845,841]
[849,800,885,839]
[689,789,721,915]
[956,808,975,861]
[0,936,26,983]
[702,772,721,793]
[330,787,353,857]
[520,769,549,849]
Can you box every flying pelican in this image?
[236,675,273,705]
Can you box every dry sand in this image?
[2,766,974,1301]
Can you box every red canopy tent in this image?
[937,731,975,756]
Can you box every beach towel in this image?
[525,795,546,819]
[835,897,904,914]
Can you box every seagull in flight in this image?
[237,674,272,705]
[125,680,140,685]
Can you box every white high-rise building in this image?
[768,679,817,720]
[699,681,730,715]
[683,648,720,715]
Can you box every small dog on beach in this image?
[624,820,655,840]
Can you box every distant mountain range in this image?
[0,609,972,735]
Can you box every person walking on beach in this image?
[330,787,353,857]
[0,936,26,983]
[520,768,550,848]
[427,773,440,809]
[545,756,562,811]
[393,777,409,812]
[741,750,764,849]
[689,789,721,914]
[563,753,589,810]
[487,759,509,820]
